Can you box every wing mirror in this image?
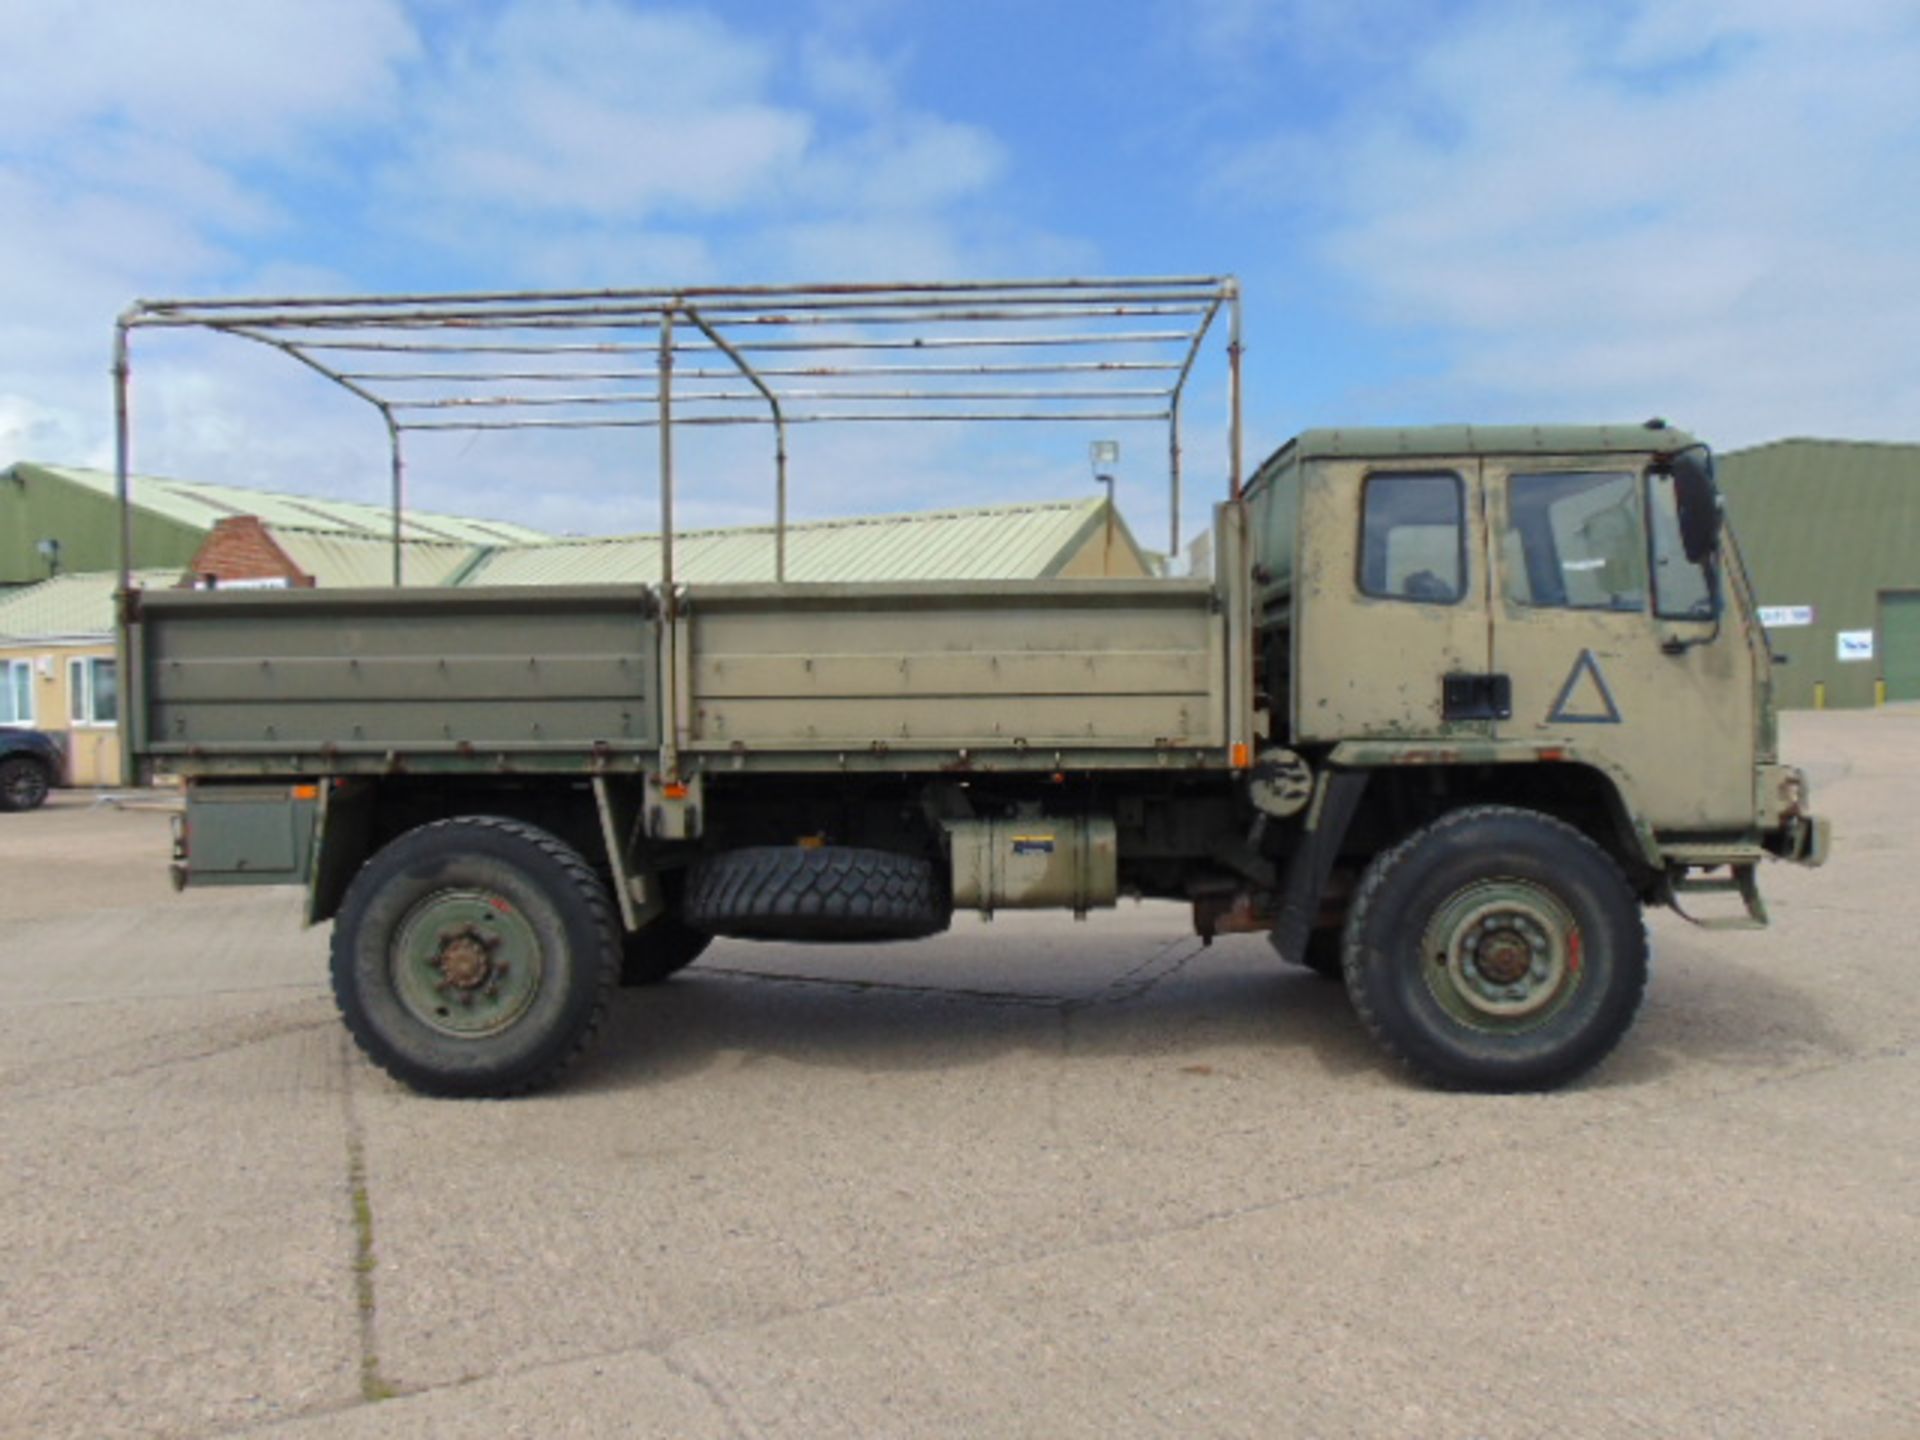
[1657,447,1722,563]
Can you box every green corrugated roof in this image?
[0,499,1148,632]
[0,569,184,642]
[266,528,482,588]
[17,463,552,546]
[459,497,1142,586]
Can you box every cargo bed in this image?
[129,576,1244,779]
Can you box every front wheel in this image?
[330,817,619,1097]
[1343,806,1647,1091]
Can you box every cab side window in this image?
[1502,471,1646,612]
[1359,473,1465,604]
[1647,470,1718,619]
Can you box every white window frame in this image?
[2,658,33,726]
[68,656,118,727]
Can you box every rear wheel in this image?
[0,756,51,812]
[1343,806,1647,1091]
[330,817,619,1097]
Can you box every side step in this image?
[1667,863,1768,930]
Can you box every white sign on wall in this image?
[1836,630,1875,662]
[1759,605,1814,628]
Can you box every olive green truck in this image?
[116,279,1828,1097]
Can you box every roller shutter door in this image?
[1883,592,1920,701]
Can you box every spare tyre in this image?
[686,845,949,941]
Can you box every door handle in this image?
[1442,673,1512,721]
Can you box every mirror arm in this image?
[1660,562,1722,656]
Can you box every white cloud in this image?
[1211,0,1920,444]
[394,4,812,220]
[797,113,1004,214]
[0,0,417,153]
[0,0,1077,535]
[380,1,1011,283]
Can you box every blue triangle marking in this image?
[1547,648,1622,724]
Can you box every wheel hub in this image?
[1468,920,1542,986]
[1424,885,1581,1031]
[392,889,542,1038]
[434,927,504,993]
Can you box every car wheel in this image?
[0,756,51,813]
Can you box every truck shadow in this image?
[578,938,1856,1096]
[584,958,1383,1093]
[1602,950,1857,1086]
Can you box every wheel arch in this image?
[307,777,619,926]
[1324,747,1662,895]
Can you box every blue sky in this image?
[2,0,1917,543]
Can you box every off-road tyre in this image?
[1342,805,1648,1091]
[330,817,619,1098]
[0,756,51,813]
[685,845,949,941]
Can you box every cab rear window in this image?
[1359,472,1465,604]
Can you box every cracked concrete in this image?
[0,709,1916,1438]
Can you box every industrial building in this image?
[180,496,1149,589]
[0,461,551,589]
[0,460,1151,788]
[1718,439,1920,708]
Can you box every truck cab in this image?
[1248,422,1826,908]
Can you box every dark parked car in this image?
[0,727,63,812]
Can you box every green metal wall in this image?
[1,464,206,587]
[1884,592,1920,702]
[1718,441,1920,709]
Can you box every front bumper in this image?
[1757,763,1830,867]
[1765,810,1830,867]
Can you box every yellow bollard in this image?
[1813,681,1826,710]
[1875,678,1887,707]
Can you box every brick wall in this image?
[187,516,314,588]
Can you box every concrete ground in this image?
[0,710,1914,1439]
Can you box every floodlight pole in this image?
[113,317,134,597]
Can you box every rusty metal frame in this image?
[115,277,1240,591]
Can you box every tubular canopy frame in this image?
[114,277,1241,589]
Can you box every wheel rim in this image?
[390,887,544,1038]
[1420,878,1584,1033]
[4,765,45,808]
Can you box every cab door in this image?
[1485,458,1756,831]
[1295,458,1496,743]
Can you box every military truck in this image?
[114,278,1826,1097]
